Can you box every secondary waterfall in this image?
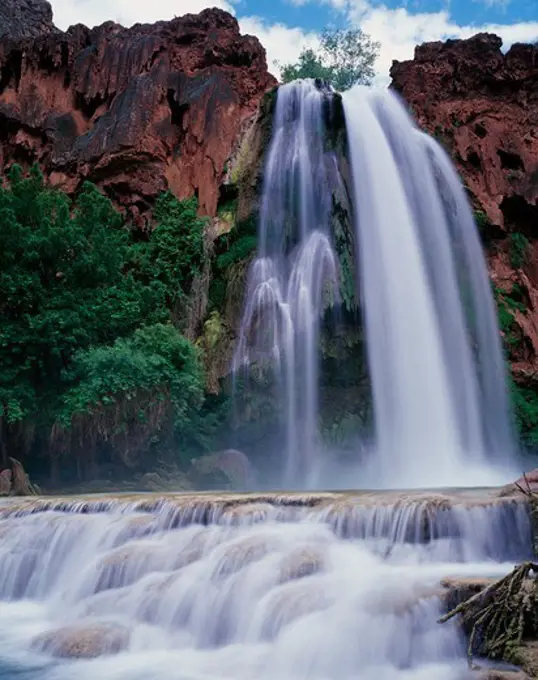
[233,80,339,487]
[343,86,515,488]
[0,492,531,680]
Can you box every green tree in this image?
[130,192,205,324]
[0,165,217,484]
[279,28,380,90]
[0,169,161,456]
[57,324,207,475]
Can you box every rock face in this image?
[0,6,276,225]
[391,33,538,380]
[0,0,55,40]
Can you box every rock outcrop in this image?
[0,0,55,40]
[0,5,276,225]
[391,34,538,381]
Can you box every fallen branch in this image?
[439,562,538,666]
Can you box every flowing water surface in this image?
[0,492,531,680]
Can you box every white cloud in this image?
[323,0,538,85]
[50,0,235,30]
[239,16,320,75]
[48,0,538,86]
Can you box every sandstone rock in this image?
[33,622,130,658]
[0,7,276,224]
[0,469,11,496]
[9,458,38,496]
[190,449,255,489]
[497,469,538,497]
[475,669,530,680]
[0,0,55,40]
[391,34,538,239]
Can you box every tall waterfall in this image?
[233,81,340,487]
[343,87,515,488]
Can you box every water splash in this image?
[343,86,516,488]
[233,81,340,486]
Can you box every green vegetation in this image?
[279,28,380,91]
[0,165,222,485]
[494,284,538,446]
[509,232,529,269]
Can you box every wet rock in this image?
[278,546,325,582]
[511,641,538,678]
[440,576,495,614]
[498,470,538,497]
[220,502,274,524]
[0,469,12,496]
[190,449,255,490]
[33,622,130,658]
[212,535,271,579]
[0,458,38,496]
[475,669,530,680]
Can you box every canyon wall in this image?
[0,1,276,226]
[392,34,538,386]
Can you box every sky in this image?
[49,0,538,84]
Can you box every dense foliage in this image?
[279,28,380,90]
[0,166,219,485]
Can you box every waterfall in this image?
[233,81,340,487]
[233,80,516,488]
[0,492,531,679]
[342,86,516,488]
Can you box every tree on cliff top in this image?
[279,28,380,90]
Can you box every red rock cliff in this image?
[391,34,538,380]
[0,3,276,225]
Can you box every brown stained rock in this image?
[0,7,276,224]
[0,469,11,496]
[475,670,530,680]
[498,469,538,497]
[440,576,496,614]
[9,457,37,496]
[33,622,130,658]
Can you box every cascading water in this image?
[0,492,532,680]
[233,81,340,487]
[343,86,516,488]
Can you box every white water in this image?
[0,495,531,680]
[343,87,516,488]
[233,81,339,487]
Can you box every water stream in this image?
[233,80,340,487]
[236,80,516,488]
[0,493,531,680]
[343,87,515,488]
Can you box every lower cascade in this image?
[0,492,532,679]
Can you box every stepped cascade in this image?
[235,80,516,489]
[0,492,532,679]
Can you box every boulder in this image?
[33,622,130,658]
